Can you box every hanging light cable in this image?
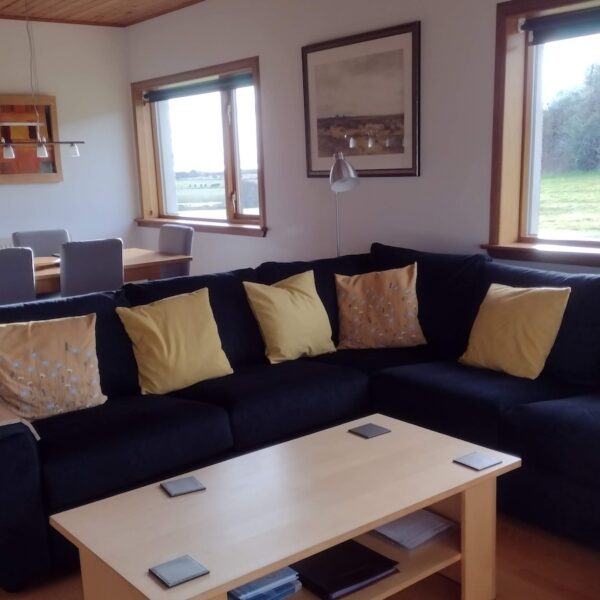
[1,0,85,158]
[25,3,48,158]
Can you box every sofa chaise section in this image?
[372,361,590,448]
[500,395,600,546]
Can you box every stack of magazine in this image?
[228,567,301,600]
[374,509,455,549]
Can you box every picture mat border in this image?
[302,22,421,178]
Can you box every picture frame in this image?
[0,95,63,184]
[302,22,420,178]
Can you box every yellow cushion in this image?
[335,265,427,349]
[243,271,335,364]
[116,289,232,395]
[0,314,106,420]
[460,283,571,380]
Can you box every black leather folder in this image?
[290,540,397,599]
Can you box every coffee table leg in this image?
[461,478,497,600]
[80,547,147,600]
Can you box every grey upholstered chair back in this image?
[12,229,70,257]
[158,224,194,278]
[0,247,36,305]
[60,239,124,297]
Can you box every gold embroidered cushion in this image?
[335,265,427,349]
[0,314,106,420]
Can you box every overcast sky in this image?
[315,49,404,118]
[542,32,600,106]
[167,87,257,173]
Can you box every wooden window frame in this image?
[131,57,267,238]
[486,0,600,265]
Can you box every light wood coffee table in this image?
[50,414,520,600]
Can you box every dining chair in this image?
[60,239,124,297]
[158,224,194,278]
[0,247,36,305]
[12,229,70,257]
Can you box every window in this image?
[131,57,267,237]
[488,0,600,265]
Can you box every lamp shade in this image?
[1,138,15,160]
[329,152,359,193]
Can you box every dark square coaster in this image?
[160,476,206,497]
[453,451,502,471]
[348,423,391,439]
[149,555,209,588]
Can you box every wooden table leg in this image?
[80,547,147,600]
[460,478,497,600]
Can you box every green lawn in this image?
[539,171,600,240]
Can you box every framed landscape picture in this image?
[302,22,420,177]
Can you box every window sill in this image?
[483,243,600,267]
[136,218,267,238]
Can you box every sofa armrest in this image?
[0,421,51,591]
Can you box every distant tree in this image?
[542,64,600,173]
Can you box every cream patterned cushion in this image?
[0,314,106,420]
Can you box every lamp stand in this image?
[335,192,341,257]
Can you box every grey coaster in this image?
[149,555,209,588]
[160,476,206,497]
[453,451,502,471]
[348,423,391,439]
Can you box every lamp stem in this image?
[335,191,340,257]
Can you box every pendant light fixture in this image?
[0,0,84,160]
[1,138,16,160]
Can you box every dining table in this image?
[33,247,193,295]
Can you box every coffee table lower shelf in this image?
[290,529,461,600]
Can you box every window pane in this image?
[233,86,260,216]
[157,92,227,220]
[529,33,600,240]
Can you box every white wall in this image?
[128,0,499,274]
[0,20,139,245]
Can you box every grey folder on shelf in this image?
[149,555,209,588]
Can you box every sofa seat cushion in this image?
[173,361,370,450]
[501,396,600,489]
[302,346,441,375]
[371,361,588,448]
[35,395,233,512]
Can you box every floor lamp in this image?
[329,152,360,256]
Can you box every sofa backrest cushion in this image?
[255,254,373,343]
[484,261,600,386]
[370,243,491,357]
[123,268,265,367]
[0,291,139,398]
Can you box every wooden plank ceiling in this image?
[0,0,206,27]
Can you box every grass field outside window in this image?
[539,171,600,241]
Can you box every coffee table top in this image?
[51,414,520,600]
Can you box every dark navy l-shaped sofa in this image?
[2,242,600,591]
